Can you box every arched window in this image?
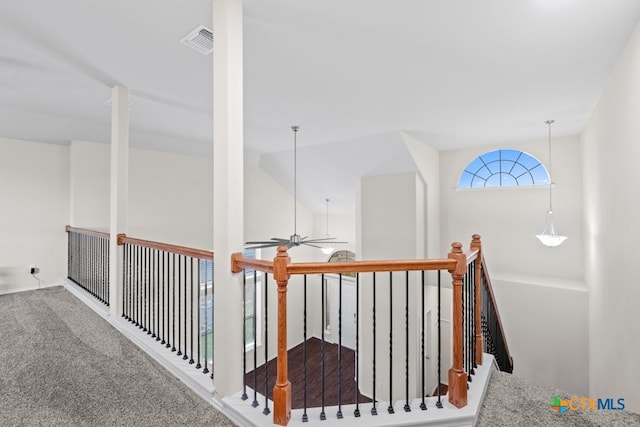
[458,149,549,188]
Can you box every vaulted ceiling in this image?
[2,1,639,214]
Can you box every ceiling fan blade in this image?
[244,242,281,249]
[304,237,348,244]
[302,242,323,249]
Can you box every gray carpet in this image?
[477,369,640,427]
[3,286,639,427]
[0,286,235,427]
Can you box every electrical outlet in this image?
[30,265,39,275]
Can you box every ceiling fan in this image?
[245,126,347,250]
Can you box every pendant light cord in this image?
[325,198,330,237]
[292,125,299,235]
[545,120,554,212]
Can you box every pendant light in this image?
[536,120,567,247]
[320,198,335,255]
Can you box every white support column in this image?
[109,85,129,317]
[212,0,244,397]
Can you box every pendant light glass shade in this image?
[536,120,567,247]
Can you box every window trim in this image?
[457,148,550,189]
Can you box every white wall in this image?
[69,140,110,229]
[128,148,213,250]
[492,277,589,394]
[0,137,69,293]
[69,140,214,250]
[582,21,640,412]
[440,137,588,394]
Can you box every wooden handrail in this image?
[65,226,214,261]
[65,225,111,240]
[480,257,514,372]
[118,235,214,261]
[230,254,457,276]
[231,253,274,274]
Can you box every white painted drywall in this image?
[582,21,640,412]
[491,277,589,395]
[0,137,69,293]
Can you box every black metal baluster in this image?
[420,270,427,410]
[252,269,258,408]
[177,255,183,357]
[320,273,326,421]
[210,263,214,381]
[337,273,343,419]
[143,247,148,332]
[470,262,476,376]
[129,244,134,322]
[189,258,195,364]
[371,272,377,416]
[354,273,361,417]
[436,270,443,408]
[163,252,169,347]
[135,245,140,327]
[202,259,210,374]
[150,249,155,338]
[196,260,202,370]
[183,255,189,360]
[302,275,308,422]
[156,250,161,341]
[145,248,153,335]
[462,266,467,381]
[263,273,270,415]
[130,244,134,323]
[388,271,394,415]
[472,261,477,371]
[122,244,128,318]
[404,271,411,412]
[241,269,247,400]
[172,253,177,352]
[467,263,473,380]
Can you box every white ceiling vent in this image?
[181,25,213,55]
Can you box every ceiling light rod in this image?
[292,125,299,237]
[536,119,567,247]
[320,198,334,255]
[546,119,554,213]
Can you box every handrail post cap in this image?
[451,242,463,253]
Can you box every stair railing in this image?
[479,257,514,373]
[231,235,491,426]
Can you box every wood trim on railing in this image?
[471,235,484,367]
[447,242,468,408]
[119,235,214,261]
[272,246,292,426]
[65,225,111,240]
[288,258,456,275]
[230,254,456,276]
[231,253,274,274]
[480,257,514,372]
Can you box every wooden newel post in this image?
[448,242,468,408]
[273,245,291,426]
[470,234,483,367]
